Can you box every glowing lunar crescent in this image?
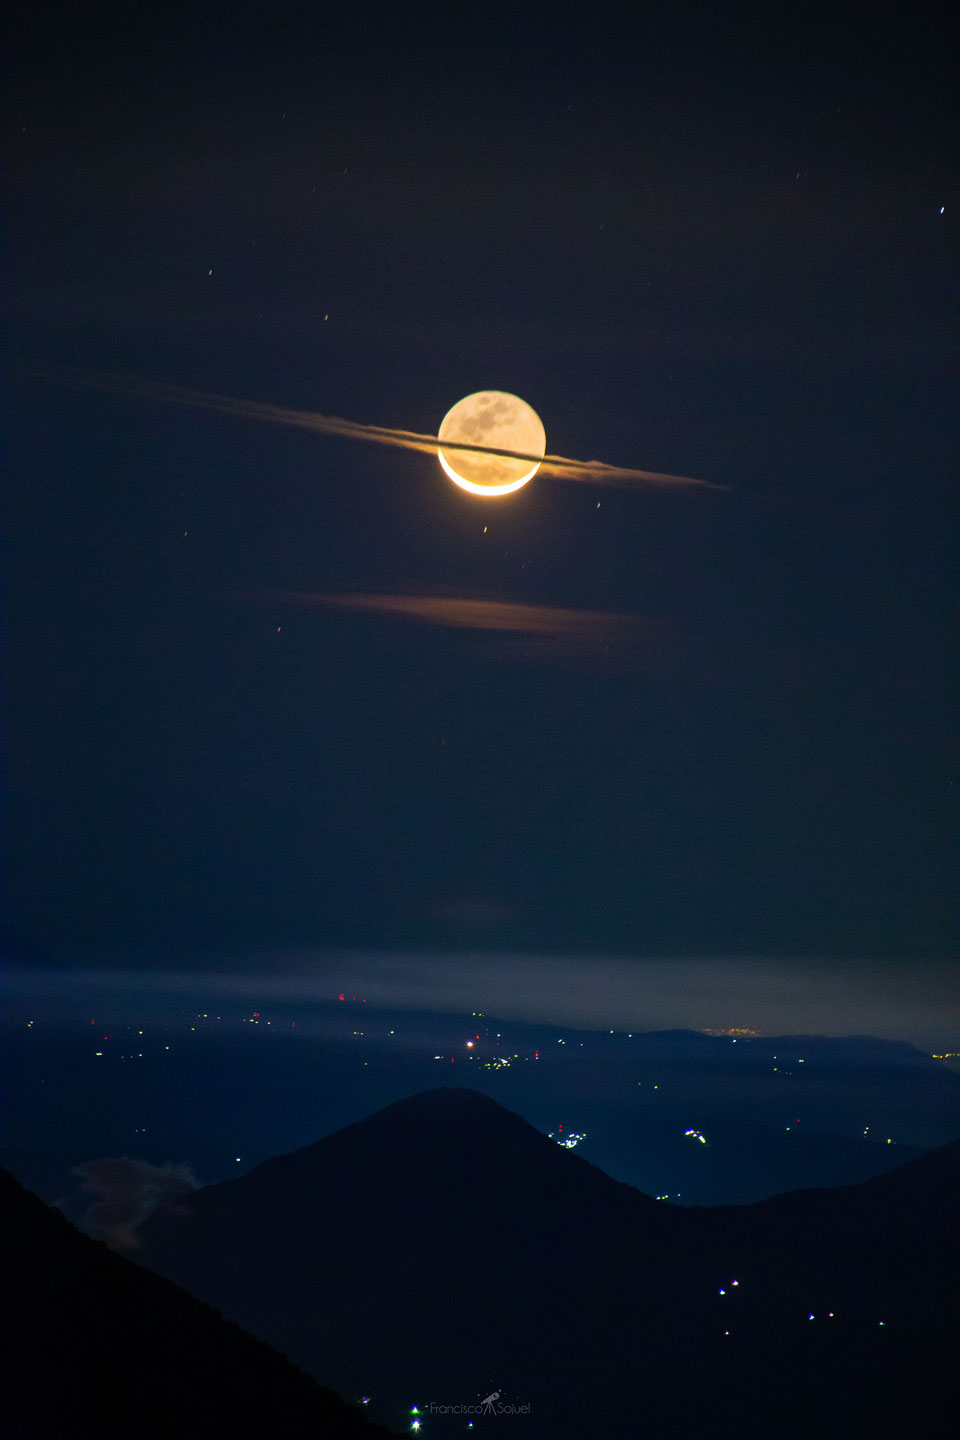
[437,391,546,497]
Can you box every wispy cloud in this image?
[15,363,715,489]
[281,590,646,634]
[72,1157,199,1250]
[263,590,666,667]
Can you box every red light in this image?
[338,993,345,1001]
[253,1012,259,1017]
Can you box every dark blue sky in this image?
[5,2,954,985]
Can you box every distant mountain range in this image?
[0,1168,397,1440]
[5,1013,957,1212]
[133,1087,959,1438]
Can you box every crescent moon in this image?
[437,391,546,497]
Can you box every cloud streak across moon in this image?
[20,364,715,490]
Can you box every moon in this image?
[437,391,546,497]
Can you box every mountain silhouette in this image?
[135,1088,957,1438]
[0,1167,397,1440]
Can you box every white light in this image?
[437,447,539,497]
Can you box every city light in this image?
[549,1130,587,1150]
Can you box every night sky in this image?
[5,4,955,1031]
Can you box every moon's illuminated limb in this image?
[437,391,546,497]
[437,448,540,496]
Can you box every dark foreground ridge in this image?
[0,1168,398,1440]
[134,1086,960,1439]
